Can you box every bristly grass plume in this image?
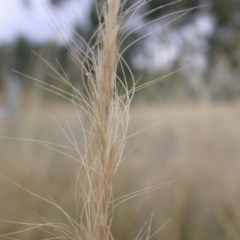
[0,0,196,239]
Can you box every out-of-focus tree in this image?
[8,0,239,100]
[87,0,240,99]
[143,0,240,67]
[209,0,239,85]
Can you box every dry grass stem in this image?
[0,1,192,239]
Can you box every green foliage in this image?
[2,0,240,100]
[211,0,238,26]
[50,0,67,6]
[145,0,201,20]
[14,38,32,73]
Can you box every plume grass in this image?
[0,1,195,239]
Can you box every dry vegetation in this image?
[0,0,240,240]
[1,99,240,239]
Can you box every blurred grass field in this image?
[1,96,240,239]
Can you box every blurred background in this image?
[0,0,240,239]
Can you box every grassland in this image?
[1,98,240,240]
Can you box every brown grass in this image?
[1,100,240,239]
[1,0,150,239]
[1,1,236,240]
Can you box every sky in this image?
[0,0,92,45]
[0,0,214,71]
